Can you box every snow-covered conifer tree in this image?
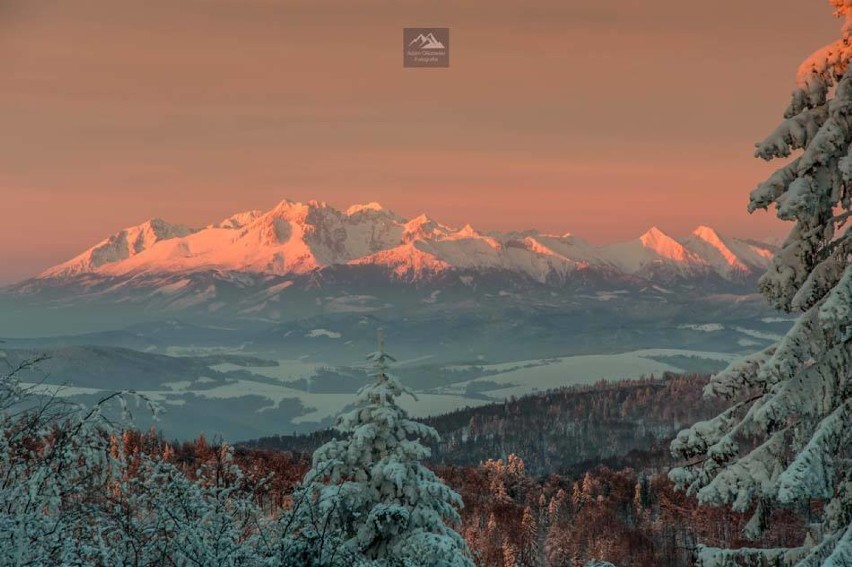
[287,332,473,566]
[669,2,852,565]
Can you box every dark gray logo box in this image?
[403,28,449,68]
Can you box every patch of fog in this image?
[733,327,785,341]
[422,290,441,304]
[215,359,326,383]
[305,329,341,339]
[678,323,724,332]
[760,316,797,323]
[323,295,381,313]
[163,345,251,356]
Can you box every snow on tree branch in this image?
[671,3,852,565]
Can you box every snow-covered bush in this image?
[0,356,140,564]
[0,356,271,566]
[288,335,474,566]
[669,2,852,565]
[99,447,271,566]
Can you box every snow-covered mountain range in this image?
[35,199,776,284]
[0,201,789,441]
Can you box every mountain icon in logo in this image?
[408,32,445,49]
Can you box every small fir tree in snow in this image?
[289,332,474,566]
[669,2,852,565]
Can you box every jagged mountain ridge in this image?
[35,199,776,284]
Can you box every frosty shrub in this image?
[0,355,142,564]
[669,2,852,566]
[286,334,474,567]
[0,356,274,566]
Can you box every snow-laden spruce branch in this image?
[669,2,852,565]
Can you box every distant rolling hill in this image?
[243,374,730,475]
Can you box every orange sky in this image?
[0,0,842,283]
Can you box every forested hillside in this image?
[245,374,729,474]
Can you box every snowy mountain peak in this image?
[215,210,263,229]
[639,226,669,244]
[268,198,335,216]
[269,199,311,217]
[408,213,432,226]
[595,226,705,275]
[403,214,450,242]
[346,202,385,216]
[689,225,745,270]
[272,198,296,209]
[681,225,773,275]
[39,218,194,278]
[692,225,720,241]
[456,224,478,237]
[444,223,502,249]
[638,227,697,262]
